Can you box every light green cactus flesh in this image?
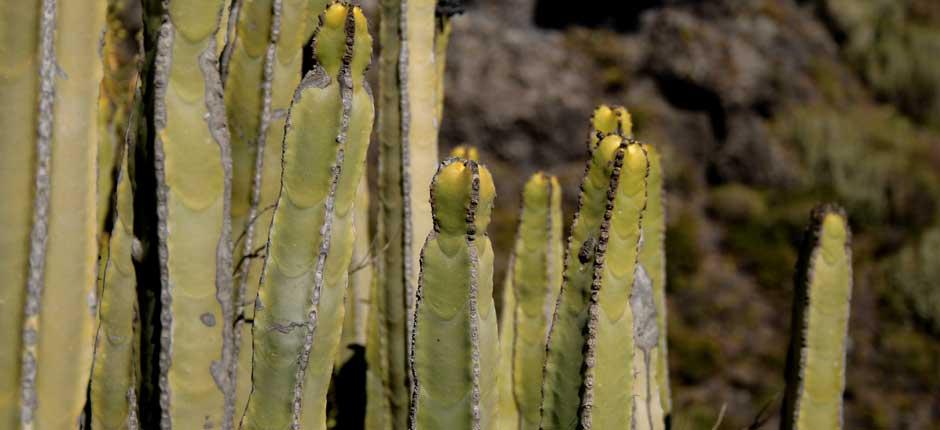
[411,159,499,430]
[239,4,374,429]
[0,0,105,428]
[540,135,623,429]
[91,147,140,430]
[369,0,450,427]
[338,176,373,367]
[638,143,671,420]
[223,0,324,420]
[449,145,480,161]
[498,173,564,429]
[782,206,852,430]
[138,0,235,427]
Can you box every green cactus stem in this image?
[0,0,105,428]
[91,144,141,430]
[638,142,671,422]
[223,0,324,419]
[410,158,499,430]
[239,4,374,429]
[369,0,460,427]
[134,0,235,427]
[497,172,563,430]
[781,205,853,430]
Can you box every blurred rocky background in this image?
[430,0,940,428]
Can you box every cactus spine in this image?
[369,0,459,427]
[134,0,234,427]
[91,145,141,430]
[239,4,374,429]
[410,158,499,430]
[781,205,853,430]
[0,0,105,427]
[498,173,564,429]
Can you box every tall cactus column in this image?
[369,0,462,427]
[781,205,853,430]
[497,173,564,430]
[410,158,499,430]
[0,0,105,428]
[134,0,235,427]
[239,3,374,429]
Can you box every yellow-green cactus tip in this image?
[616,106,633,137]
[592,105,616,135]
[595,134,623,168]
[625,143,647,172]
[315,2,349,76]
[433,161,472,234]
[820,211,848,264]
[524,172,551,202]
[450,145,480,161]
[351,6,372,78]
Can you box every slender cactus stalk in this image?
[410,158,499,430]
[223,0,324,419]
[638,143,671,422]
[498,173,564,430]
[239,4,374,429]
[135,0,235,427]
[0,0,105,428]
[589,105,632,150]
[91,144,141,430]
[369,0,461,426]
[781,205,853,430]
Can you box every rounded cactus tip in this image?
[432,159,496,235]
[624,142,647,172]
[351,5,372,78]
[594,134,623,168]
[316,2,351,77]
[592,105,633,138]
[324,2,348,28]
[523,172,552,204]
[449,145,480,161]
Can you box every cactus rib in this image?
[781,205,853,430]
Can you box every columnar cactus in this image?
[410,158,499,430]
[781,205,853,430]
[497,172,564,429]
[222,0,324,416]
[91,146,141,430]
[541,133,663,429]
[239,3,374,429]
[0,0,105,428]
[134,0,235,427]
[369,0,461,427]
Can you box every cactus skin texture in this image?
[91,146,141,430]
[498,173,563,430]
[638,143,670,421]
[541,134,660,429]
[369,0,459,427]
[135,0,235,427]
[449,145,479,161]
[239,4,374,429]
[223,0,325,419]
[0,0,105,428]
[781,205,853,430]
[410,158,499,430]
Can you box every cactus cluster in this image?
[0,1,855,430]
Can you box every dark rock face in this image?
[439,0,940,428]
